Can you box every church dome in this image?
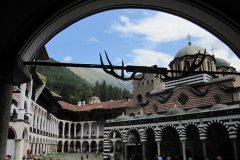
[175,43,208,58]
[114,113,134,121]
[187,108,201,113]
[210,104,228,110]
[215,58,230,68]
[166,107,185,115]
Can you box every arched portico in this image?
[1,1,240,159]
[185,124,202,160]
[145,128,157,160]
[160,126,181,159]
[206,123,233,160]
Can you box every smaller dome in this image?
[134,114,149,119]
[187,108,201,113]
[149,113,160,118]
[114,113,134,121]
[166,107,185,115]
[210,104,228,110]
[215,58,230,68]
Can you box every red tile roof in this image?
[58,99,136,112]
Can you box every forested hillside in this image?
[36,58,131,104]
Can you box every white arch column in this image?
[62,124,65,138]
[200,136,207,160]
[74,123,77,139]
[97,125,99,139]
[180,137,187,160]
[81,122,84,139]
[230,134,238,160]
[89,122,92,139]
[141,140,146,160]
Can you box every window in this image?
[207,59,212,71]
[137,95,142,103]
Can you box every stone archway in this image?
[64,141,69,153]
[206,123,233,160]
[145,128,157,160]
[186,124,202,160]
[161,126,181,158]
[57,141,63,152]
[126,129,141,160]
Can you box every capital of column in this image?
[180,137,186,141]
[229,134,237,139]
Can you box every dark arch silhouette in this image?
[206,123,233,160]
[8,127,16,139]
[161,126,181,158]
[186,125,202,160]
[146,128,157,160]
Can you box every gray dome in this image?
[114,113,134,121]
[134,114,149,119]
[210,104,228,110]
[166,107,185,115]
[215,58,230,68]
[149,113,160,118]
[175,43,208,58]
[187,108,201,113]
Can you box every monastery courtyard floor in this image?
[42,153,103,160]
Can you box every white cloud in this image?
[112,12,240,70]
[87,37,100,43]
[112,12,209,43]
[129,49,173,68]
[63,56,72,63]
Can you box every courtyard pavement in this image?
[42,153,103,160]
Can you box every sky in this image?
[45,9,240,71]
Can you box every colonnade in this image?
[58,121,103,139]
[104,119,240,160]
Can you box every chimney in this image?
[82,101,85,106]
[77,101,82,106]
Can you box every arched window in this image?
[207,59,212,71]
[176,62,181,75]
[185,59,191,71]
[222,69,227,76]
[137,95,142,103]
[196,58,203,71]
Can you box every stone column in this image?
[81,122,84,139]
[113,141,116,153]
[89,122,92,139]
[181,139,186,160]
[200,137,207,160]
[62,144,64,153]
[97,125,99,139]
[63,124,65,138]
[18,84,26,120]
[0,83,13,160]
[230,136,238,160]
[156,140,161,156]
[123,141,127,160]
[96,142,99,152]
[74,123,77,139]
[32,143,36,155]
[141,141,146,160]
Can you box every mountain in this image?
[68,67,133,91]
[35,58,132,104]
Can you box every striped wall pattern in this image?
[104,114,240,160]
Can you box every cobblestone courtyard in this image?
[42,153,103,160]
